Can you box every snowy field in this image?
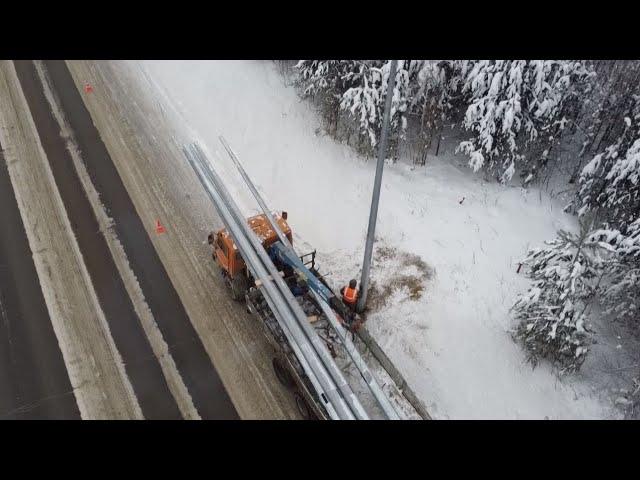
[141,60,621,419]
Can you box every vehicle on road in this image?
[209,211,363,419]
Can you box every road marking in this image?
[0,60,143,419]
[34,60,200,420]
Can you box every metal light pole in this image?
[357,59,398,313]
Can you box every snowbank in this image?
[141,60,616,419]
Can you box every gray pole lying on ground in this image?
[357,59,398,313]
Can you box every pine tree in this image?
[513,224,606,373]
[515,94,640,375]
[296,60,417,159]
[576,88,640,330]
[454,60,592,184]
[294,60,592,183]
[407,60,461,164]
[593,219,640,325]
[578,97,640,225]
[339,61,386,150]
[581,61,640,157]
[295,60,360,135]
[339,60,414,157]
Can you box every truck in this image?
[208,211,345,418]
[184,139,422,420]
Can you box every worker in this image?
[289,275,307,297]
[340,279,358,310]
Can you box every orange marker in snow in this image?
[155,219,166,234]
[84,83,94,93]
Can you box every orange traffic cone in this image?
[155,219,166,234]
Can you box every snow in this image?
[140,60,617,419]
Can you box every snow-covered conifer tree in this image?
[295,60,360,135]
[513,225,606,373]
[338,60,413,155]
[578,97,640,225]
[339,61,385,149]
[576,93,640,328]
[516,97,640,374]
[297,60,450,159]
[579,61,640,158]
[591,220,640,325]
[454,60,591,183]
[295,60,591,181]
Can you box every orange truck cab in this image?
[209,212,292,279]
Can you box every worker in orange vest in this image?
[340,279,358,310]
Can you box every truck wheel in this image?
[294,391,312,420]
[272,357,294,387]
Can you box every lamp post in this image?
[357,59,398,313]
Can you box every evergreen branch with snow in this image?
[591,219,640,325]
[578,99,640,226]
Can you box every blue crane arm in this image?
[269,241,335,304]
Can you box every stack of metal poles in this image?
[183,142,368,420]
[218,136,401,420]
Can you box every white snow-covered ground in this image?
[140,60,621,419]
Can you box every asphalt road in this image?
[14,60,185,420]
[0,142,81,420]
[0,59,296,419]
[0,60,239,419]
[40,60,238,419]
[63,60,300,419]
